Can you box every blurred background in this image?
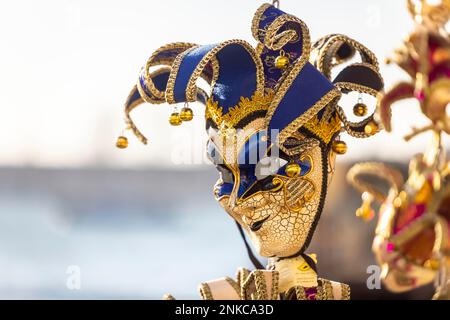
[0,0,448,299]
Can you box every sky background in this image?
[0,0,446,300]
[0,0,449,168]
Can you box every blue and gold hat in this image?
[117,3,384,151]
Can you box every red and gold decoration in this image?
[348,0,450,300]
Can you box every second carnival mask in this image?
[117,3,384,263]
[348,0,450,299]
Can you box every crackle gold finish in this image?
[213,124,325,258]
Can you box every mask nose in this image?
[227,178,240,209]
[227,174,254,209]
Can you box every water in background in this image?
[0,165,434,299]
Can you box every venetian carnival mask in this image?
[348,0,450,298]
[347,144,450,296]
[117,3,384,260]
[380,0,450,140]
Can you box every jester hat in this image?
[120,3,384,150]
[118,3,384,260]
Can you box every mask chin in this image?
[247,140,332,258]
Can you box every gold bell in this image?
[116,136,128,149]
[180,107,194,121]
[285,162,301,178]
[275,54,289,69]
[424,259,440,271]
[353,102,368,117]
[332,140,347,155]
[356,192,375,222]
[356,207,374,221]
[169,112,182,126]
[393,190,408,208]
[415,181,432,204]
[364,121,379,135]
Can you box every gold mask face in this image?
[118,3,384,271]
[207,118,335,258]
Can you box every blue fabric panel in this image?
[173,44,216,102]
[237,130,269,165]
[173,43,257,109]
[237,164,257,198]
[139,73,152,98]
[260,39,303,89]
[130,86,142,104]
[216,183,233,197]
[206,139,223,165]
[138,70,170,99]
[196,92,207,105]
[153,71,170,91]
[268,62,335,134]
[212,44,258,111]
[256,5,286,43]
[236,130,269,198]
[257,5,304,89]
[154,47,188,61]
[155,46,214,81]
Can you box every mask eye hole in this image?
[255,157,288,180]
[217,164,234,184]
